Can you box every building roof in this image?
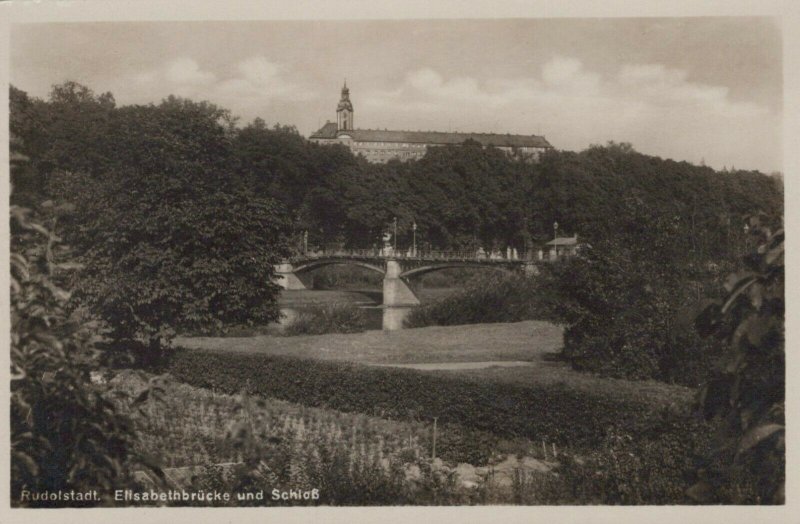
[310,125,553,149]
[309,121,339,139]
[545,235,579,246]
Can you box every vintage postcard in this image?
[1,1,797,523]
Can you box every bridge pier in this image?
[274,262,307,290]
[382,259,420,331]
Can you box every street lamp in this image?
[393,217,398,253]
[553,220,559,259]
[412,221,417,256]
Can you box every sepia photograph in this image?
[3,1,791,520]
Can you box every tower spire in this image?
[337,80,354,131]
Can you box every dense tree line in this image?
[12,82,781,257]
[10,82,782,355]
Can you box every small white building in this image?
[542,235,580,261]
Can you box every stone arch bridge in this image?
[275,250,538,330]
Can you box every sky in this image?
[10,18,782,172]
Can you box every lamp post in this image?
[553,220,559,259]
[393,217,398,254]
[412,221,417,257]
[303,230,308,255]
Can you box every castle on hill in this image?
[309,82,553,163]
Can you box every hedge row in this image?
[165,348,701,451]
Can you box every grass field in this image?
[176,321,563,364]
[175,321,692,409]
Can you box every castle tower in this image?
[336,81,354,131]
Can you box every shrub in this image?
[165,348,701,452]
[691,218,784,503]
[534,424,709,504]
[283,304,369,336]
[10,201,143,507]
[542,197,723,386]
[164,348,716,502]
[310,265,382,290]
[417,267,484,288]
[405,272,553,328]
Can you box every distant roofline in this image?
[310,126,552,148]
[346,127,548,138]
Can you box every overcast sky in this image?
[11,18,782,172]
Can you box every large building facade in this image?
[309,83,553,163]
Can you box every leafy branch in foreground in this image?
[10,201,143,506]
[691,216,784,503]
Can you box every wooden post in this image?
[542,440,547,460]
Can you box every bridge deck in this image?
[290,249,531,264]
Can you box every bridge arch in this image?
[399,262,516,280]
[292,258,386,276]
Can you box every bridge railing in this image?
[292,247,530,262]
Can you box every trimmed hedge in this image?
[165,348,702,451]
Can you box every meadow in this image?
[174,320,691,409]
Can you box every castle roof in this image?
[310,121,339,139]
[310,126,552,149]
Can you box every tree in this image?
[10,189,143,506]
[36,82,116,178]
[541,197,720,384]
[691,217,784,503]
[58,98,292,358]
[71,175,290,357]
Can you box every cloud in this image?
[367,57,763,117]
[130,56,316,108]
[617,63,764,117]
[541,56,600,94]
[360,56,776,171]
[165,58,216,85]
[215,56,316,102]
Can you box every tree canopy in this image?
[10,82,783,350]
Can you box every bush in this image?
[534,425,708,504]
[283,304,369,336]
[417,267,484,288]
[542,198,723,386]
[164,348,718,502]
[691,218,784,503]
[310,265,382,290]
[165,348,701,452]
[10,201,142,507]
[406,273,553,328]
